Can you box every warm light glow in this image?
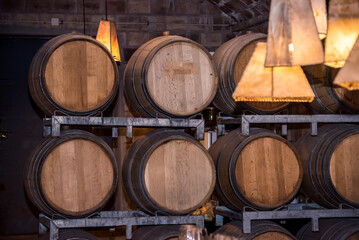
[233,42,315,102]
[96,19,121,62]
[324,0,359,68]
[311,0,327,40]
[334,36,359,90]
[265,0,324,67]
[288,43,294,52]
[319,34,327,40]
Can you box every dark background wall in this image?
[0,0,271,236]
[0,37,48,235]
[0,0,238,60]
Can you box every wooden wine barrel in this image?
[29,33,119,115]
[209,128,302,211]
[213,220,295,239]
[296,218,359,240]
[24,129,118,217]
[303,64,359,113]
[124,35,218,118]
[296,124,359,208]
[212,33,289,116]
[39,229,98,240]
[132,225,180,240]
[123,129,215,215]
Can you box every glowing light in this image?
[96,20,121,62]
[324,0,359,68]
[233,42,315,102]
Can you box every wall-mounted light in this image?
[95,0,121,62]
[265,0,324,67]
[233,42,315,102]
[324,0,359,68]
[311,0,327,40]
[333,36,359,90]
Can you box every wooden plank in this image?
[112,64,137,211]
[330,133,359,205]
[235,137,301,208]
[44,40,116,112]
[143,139,215,212]
[40,139,114,215]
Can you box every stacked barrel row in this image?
[209,125,359,211]
[26,33,121,219]
[25,33,218,220]
[25,32,359,239]
[27,32,359,119]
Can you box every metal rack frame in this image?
[39,211,204,240]
[217,114,359,136]
[43,116,205,139]
[38,114,359,237]
[215,114,359,233]
[215,204,359,234]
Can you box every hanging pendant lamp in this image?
[333,36,359,90]
[265,0,324,67]
[233,42,315,102]
[96,0,121,62]
[324,0,359,68]
[311,0,328,40]
[96,20,121,62]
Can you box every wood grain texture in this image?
[144,139,214,212]
[28,33,119,115]
[296,124,359,208]
[123,129,215,215]
[209,128,302,211]
[40,139,114,215]
[44,40,115,112]
[146,42,216,115]
[330,134,359,205]
[112,64,137,212]
[235,137,301,208]
[24,129,118,217]
[124,36,217,118]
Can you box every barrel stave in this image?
[124,35,218,118]
[24,130,118,217]
[28,33,119,116]
[209,128,302,211]
[296,124,359,208]
[123,129,215,215]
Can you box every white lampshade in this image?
[265,0,324,67]
[324,0,359,68]
[233,42,315,102]
[334,36,359,90]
